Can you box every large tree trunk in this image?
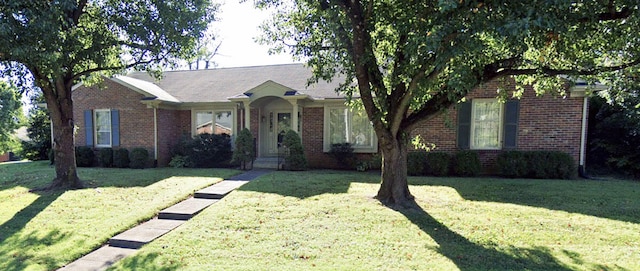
[375,135,415,208]
[42,79,83,189]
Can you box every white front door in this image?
[268,111,291,155]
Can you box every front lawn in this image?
[111,171,640,271]
[0,161,240,271]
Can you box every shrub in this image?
[282,130,307,171]
[497,151,528,178]
[452,150,481,177]
[407,151,428,176]
[113,148,130,168]
[328,143,356,169]
[231,128,255,170]
[425,152,451,176]
[527,151,576,179]
[129,148,149,169]
[182,133,233,168]
[169,155,191,168]
[98,148,113,167]
[369,154,382,170]
[75,146,94,167]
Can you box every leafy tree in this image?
[0,81,23,154]
[0,1,217,189]
[257,0,640,207]
[232,128,256,170]
[21,91,52,161]
[282,130,307,171]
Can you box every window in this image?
[94,109,112,147]
[324,106,377,152]
[471,100,503,149]
[195,110,233,135]
[457,99,518,150]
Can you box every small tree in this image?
[0,81,23,154]
[232,128,255,170]
[21,93,51,161]
[282,130,307,171]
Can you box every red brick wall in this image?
[73,79,191,166]
[411,80,584,172]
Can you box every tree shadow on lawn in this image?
[241,171,573,271]
[107,252,182,271]
[409,177,640,224]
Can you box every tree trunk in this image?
[42,79,83,189]
[375,135,415,208]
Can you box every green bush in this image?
[452,150,481,177]
[282,130,307,171]
[231,128,255,170]
[369,154,382,170]
[407,151,428,176]
[496,151,528,178]
[113,148,130,168]
[328,143,356,169]
[175,133,232,168]
[129,148,149,169]
[98,148,113,167]
[425,152,451,176]
[169,155,191,168]
[75,146,94,167]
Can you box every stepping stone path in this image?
[58,170,270,271]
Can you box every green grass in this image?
[111,171,640,271]
[0,161,240,271]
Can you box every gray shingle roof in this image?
[125,64,347,103]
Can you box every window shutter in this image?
[111,110,120,147]
[503,100,519,149]
[457,101,472,149]
[84,110,94,147]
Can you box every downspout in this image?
[154,106,159,165]
[579,96,588,178]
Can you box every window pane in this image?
[196,111,213,134]
[215,111,233,135]
[350,110,371,146]
[95,110,111,146]
[472,101,500,149]
[329,108,347,144]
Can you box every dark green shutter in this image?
[84,110,94,147]
[111,110,120,147]
[503,100,519,149]
[457,101,472,149]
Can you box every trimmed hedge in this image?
[425,152,451,176]
[328,143,356,169]
[282,130,307,171]
[113,148,130,168]
[497,150,576,179]
[452,150,481,177]
[75,146,94,167]
[407,151,428,176]
[173,133,232,168]
[98,148,113,167]
[129,148,149,169]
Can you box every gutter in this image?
[579,96,589,178]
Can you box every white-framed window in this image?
[94,109,112,147]
[324,105,377,153]
[194,110,234,136]
[470,99,503,150]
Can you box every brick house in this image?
[72,63,594,172]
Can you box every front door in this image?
[268,111,291,155]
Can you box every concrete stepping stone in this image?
[109,219,185,249]
[58,246,136,271]
[194,180,249,199]
[157,198,218,220]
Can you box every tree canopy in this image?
[0,81,22,153]
[256,0,640,206]
[0,0,217,188]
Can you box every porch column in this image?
[243,101,251,131]
[290,99,298,133]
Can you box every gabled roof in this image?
[125,63,347,103]
[111,75,180,103]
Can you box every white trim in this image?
[579,96,588,167]
[470,99,503,150]
[323,105,378,153]
[153,107,158,160]
[94,109,112,148]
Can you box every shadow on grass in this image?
[408,177,640,224]
[397,204,571,271]
[106,252,182,271]
[242,171,573,270]
[0,190,69,271]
